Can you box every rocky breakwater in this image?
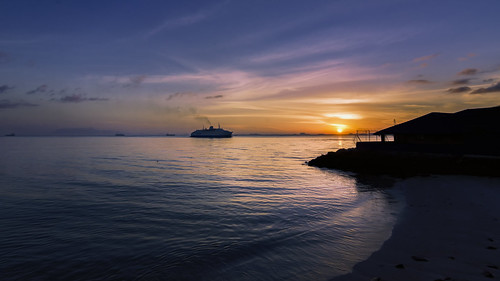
[307,148,500,177]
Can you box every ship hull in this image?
[190,134,232,138]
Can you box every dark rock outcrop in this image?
[308,148,500,177]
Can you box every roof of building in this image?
[375,105,500,135]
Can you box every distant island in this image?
[308,106,500,177]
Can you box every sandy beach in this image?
[333,175,500,281]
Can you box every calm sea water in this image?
[0,136,399,281]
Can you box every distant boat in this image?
[115,133,125,136]
[5,133,15,137]
[190,125,232,138]
[165,133,176,136]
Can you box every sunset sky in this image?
[1,0,500,135]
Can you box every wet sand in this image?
[333,176,500,281]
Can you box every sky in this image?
[1,0,500,135]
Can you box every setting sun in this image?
[330,124,347,134]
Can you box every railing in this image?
[354,130,392,143]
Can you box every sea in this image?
[0,136,400,281]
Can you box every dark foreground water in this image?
[0,136,399,281]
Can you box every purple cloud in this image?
[446,86,471,94]
[26,84,48,95]
[87,97,109,101]
[166,92,194,100]
[0,99,38,109]
[59,94,108,103]
[412,53,439,62]
[451,79,471,85]
[205,95,224,99]
[124,75,147,88]
[407,79,432,84]
[458,53,477,61]
[0,85,14,94]
[470,82,500,94]
[60,94,86,103]
[458,68,478,75]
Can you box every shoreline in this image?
[332,175,500,281]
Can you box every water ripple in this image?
[0,136,399,281]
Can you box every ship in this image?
[190,124,232,138]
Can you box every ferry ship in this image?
[190,125,232,138]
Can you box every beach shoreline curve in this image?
[331,175,500,281]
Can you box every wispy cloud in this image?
[205,95,223,99]
[165,92,223,101]
[407,79,432,84]
[87,97,109,101]
[145,11,211,38]
[0,85,14,94]
[104,70,262,93]
[123,75,147,88]
[56,94,108,103]
[166,92,195,101]
[248,38,352,64]
[109,57,390,107]
[412,53,439,63]
[323,113,362,119]
[249,28,410,65]
[458,53,476,61]
[458,68,478,75]
[411,54,439,69]
[470,82,500,94]
[446,86,471,94]
[26,84,48,95]
[451,79,471,85]
[0,99,38,109]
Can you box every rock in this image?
[307,148,500,177]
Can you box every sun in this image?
[330,123,347,134]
